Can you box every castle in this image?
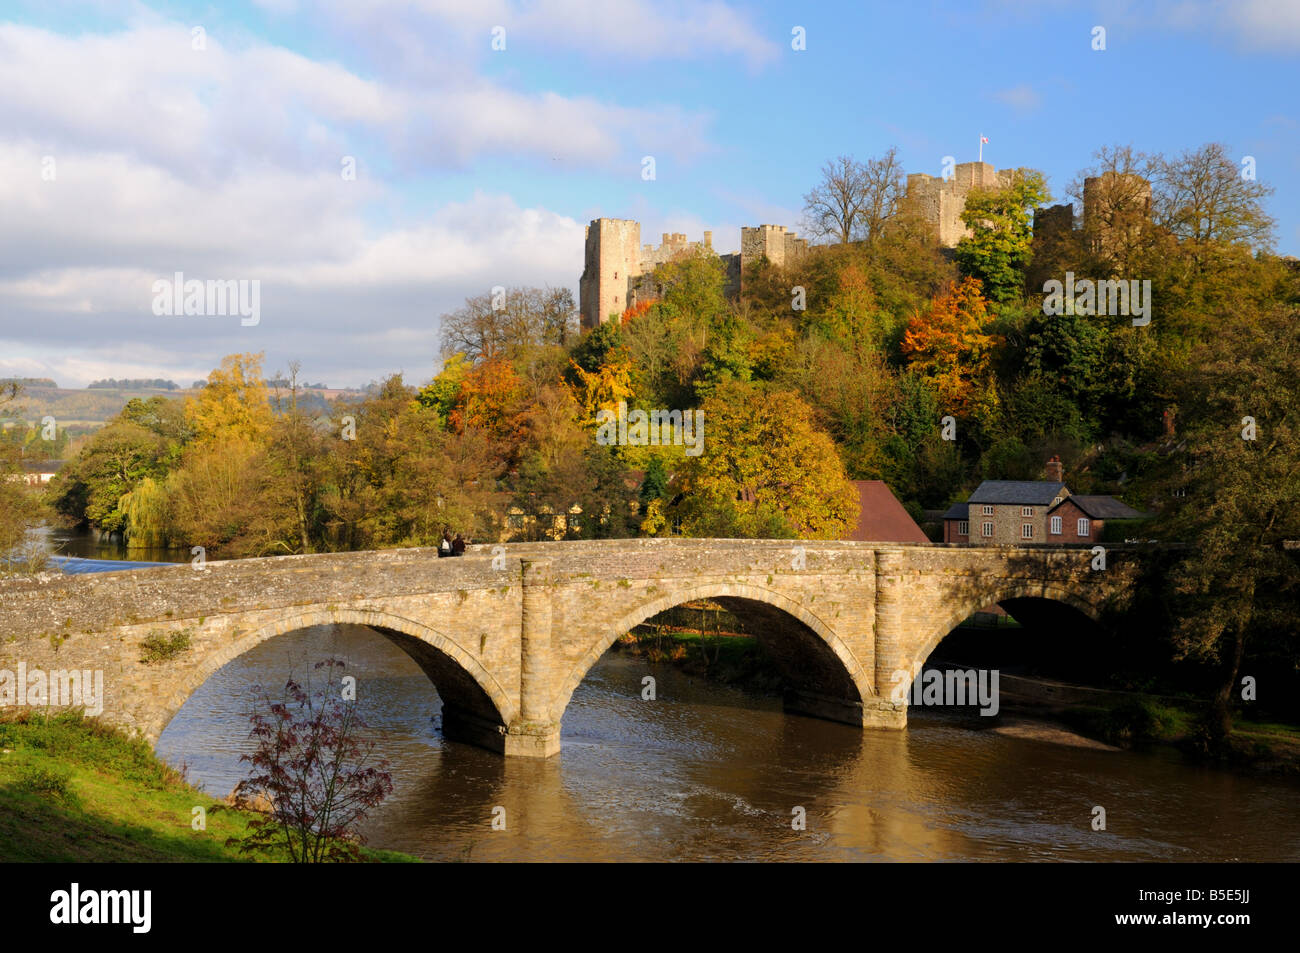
[578,166,1151,328]
[579,219,808,328]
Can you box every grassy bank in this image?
[614,626,784,694]
[0,711,418,862]
[1026,697,1300,775]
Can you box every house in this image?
[1045,494,1146,543]
[943,456,1144,545]
[843,481,928,544]
[944,479,1069,544]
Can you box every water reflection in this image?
[157,624,1300,862]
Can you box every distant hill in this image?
[0,381,366,429]
[88,378,180,390]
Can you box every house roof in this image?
[1050,495,1146,519]
[967,480,1068,506]
[942,502,969,520]
[843,481,929,543]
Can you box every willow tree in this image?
[120,476,171,549]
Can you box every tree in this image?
[1154,142,1275,253]
[0,382,42,564]
[901,277,999,420]
[671,381,859,539]
[229,658,394,863]
[802,149,904,245]
[185,353,272,446]
[954,169,1050,303]
[439,286,574,363]
[1163,302,1300,749]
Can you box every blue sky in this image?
[1,0,1297,390]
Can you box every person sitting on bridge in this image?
[438,532,453,557]
[451,534,466,556]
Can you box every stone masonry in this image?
[0,539,1143,758]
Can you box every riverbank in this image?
[0,711,418,862]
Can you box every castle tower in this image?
[1082,172,1152,258]
[579,218,641,329]
[901,162,1017,247]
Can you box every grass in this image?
[0,711,419,862]
[617,626,784,692]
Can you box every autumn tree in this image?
[901,277,999,421]
[185,352,273,446]
[230,658,394,863]
[670,381,859,539]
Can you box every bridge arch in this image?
[151,606,516,743]
[551,582,871,724]
[908,581,1106,672]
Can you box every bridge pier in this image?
[783,689,906,729]
[506,558,562,758]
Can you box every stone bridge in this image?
[0,539,1142,757]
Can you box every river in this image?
[36,528,1300,861]
[156,623,1300,862]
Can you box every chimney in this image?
[1045,455,1064,483]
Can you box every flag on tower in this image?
[979,135,989,162]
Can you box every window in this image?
[982,505,994,516]
[1078,518,1091,537]
[981,521,993,537]
[1022,506,1034,517]
[1052,496,1062,506]
[1021,523,1033,539]
[957,520,969,536]
[1050,516,1062,535]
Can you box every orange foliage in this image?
[449,358,526,446]
[620,299,655,324]
[901,277,999,418]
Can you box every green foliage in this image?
[954,170,1050,303]
[140,628,193,664]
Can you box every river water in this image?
[156,623,1300,862]
[37,528,1300,861]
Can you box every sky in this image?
[1,0,1297,390]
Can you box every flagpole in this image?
[978,133,983,164]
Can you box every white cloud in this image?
[0,21,715,181]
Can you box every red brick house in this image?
[942,456,1143,545]
[1045,495,1145,543]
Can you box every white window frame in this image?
[1050,515,1062,535]
[1078,517,1090,537]
[1021,523,1033,539]
[957,520,969,536]
[1022,506,1034,517]
[982,505,993,516]
[981,521,993,537]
